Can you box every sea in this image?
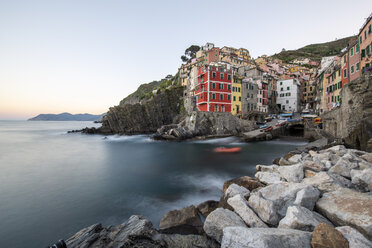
[0,120,308,248]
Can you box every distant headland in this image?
[28,112,104,121]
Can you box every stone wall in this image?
[322,72,372,151]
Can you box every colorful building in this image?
[241,78,258,115]
[340,50,349,87]
[326,66,342,111]
[348,39,361,82]
[231,75,242,116]
[195,64,232,112]
[359,13,372,73]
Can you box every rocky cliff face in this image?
[322,72,372,152]
[96,86,185,135]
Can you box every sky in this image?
[0,0,371,120]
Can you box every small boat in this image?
[214,147,242,153]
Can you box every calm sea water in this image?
[0,121,307,248]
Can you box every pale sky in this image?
[0,0,371,120]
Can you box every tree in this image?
[180,45,200,63]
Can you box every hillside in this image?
[272,35,357,63]
[28,112,104,121]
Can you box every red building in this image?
[195,64,232,112]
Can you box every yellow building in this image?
[288,66,300,73]
[327,67,342,110]
[234,48,251,61]
[232,75,242,116]
[255,56,267,67]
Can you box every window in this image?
[212,93,216,100]
[344,56,346,63]
[228,85,231,91]
[351,65,354,74]
[233,96,236,101]
[215,104,218,112]
[338,70,341,77]
[287,86,290,90]
[220,68,223,72]
[356,62,360,71]
[281,87,283,91]
[220,73,224,79]
[201,94,203,99]
[361,49,366,58]
[219,84,223,90]
[310,86,313,91]
[360,36,362,44]
[239,96,241,101]
[212,72,216,79]
[228,74,231,81]
[356,43,360,53]
[212,83,216,89]
[286,100,289,104]
[367,44,370,55]
[280,82,283,85]
[220,94,224,100]
[259,98,262,103]
[344,69,347,78]
[238,87,240,92]
[227,95,231,101]
[350,47,354,56]
[365,30,367,39]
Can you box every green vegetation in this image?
[272,36,357,63]
[181,45,200,63]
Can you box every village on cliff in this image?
[177,13,372,117]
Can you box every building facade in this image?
[277,79,301,112]
[232,75,242,116]
[348,39,361,82]
[195,64,232,112]
[359,13,372,73]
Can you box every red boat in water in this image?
[214,147,242,153]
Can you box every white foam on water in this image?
[189,136,240,145]
[104,134,155,143]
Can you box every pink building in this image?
[348,39,361,82]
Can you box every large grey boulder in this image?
[302,160,327,172]
[227,194,268,228]
[302,171,345,193]
[225,183,250,199]
[293,186,320,210]
[255,171,284,184]
[159,205,203,235]
[361,153,372,163]
[203,208,246,243]
[288,154,302,164]
[161,234,219,248]
[256,164,279,173]
[222,176,264,193]
[66,215,165,248]
[197,200,219,218]
[329,157,359,178]
[278,205,333,231]
[315,188,372,240]
[278,163,304,183]
[248,182,308,226]
[336,226,372,248]
[221,227,312,248]
[350,168,372,192]
[325,145,347,156]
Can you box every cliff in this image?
[322,72,372,152]
[29,112,104,121]
[94,86,185,135]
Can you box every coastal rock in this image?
[278,163,304,183]
[359,160,372,170]
[315,188,372,239]
[329,158,359,178]
[159,205,203,235]
[227,194,268,228]
[66,215,164,248]
[293,186,320,210]
[325,145,347,156]
[255,171,284,185]
[224,183,250,199]
[278,157,293,166]
[248,182,308,225]
[278,205,333,231]
[304,169,317,178]
[311,223,349,248]
[350,169,372,192]
[197,200,219,218]
[302,171,344,193]
[336,226,372,248]
[303,160,326,172]
[256,164,279,173]
[222,176,264,193]
[221,227,312,248]
[288,154,302,164]
[203,208,246,243]
[161,234,219,248]
[361,153,372,163]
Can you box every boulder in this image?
[336,226,372,248]
[66,215,165,248]
[197,200,219,218]
[359,160,372,170]
[203,208,246,243]
[325,145,347,156]
[293,186,320,210]
[315,188,372,240]
[302,171,345,193]
[278,163,304,183]
[227,194,268,228]
[361,153,372,163]
[329,158,359,178]
[224,183,250,199]
[279,157,293,166]
[255,171,284,185]
[304,169,317,178]
[222,176,264,193]
[248,182,308,225]
[221,227,312,248]
[159,205,203,235]
[161,234,219,248]
[311,223,349,248]
[288,154,302,164]
[256,164,279,172]
[278,205,333,231]
[350,169,372,192]
[303,160,326,172]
